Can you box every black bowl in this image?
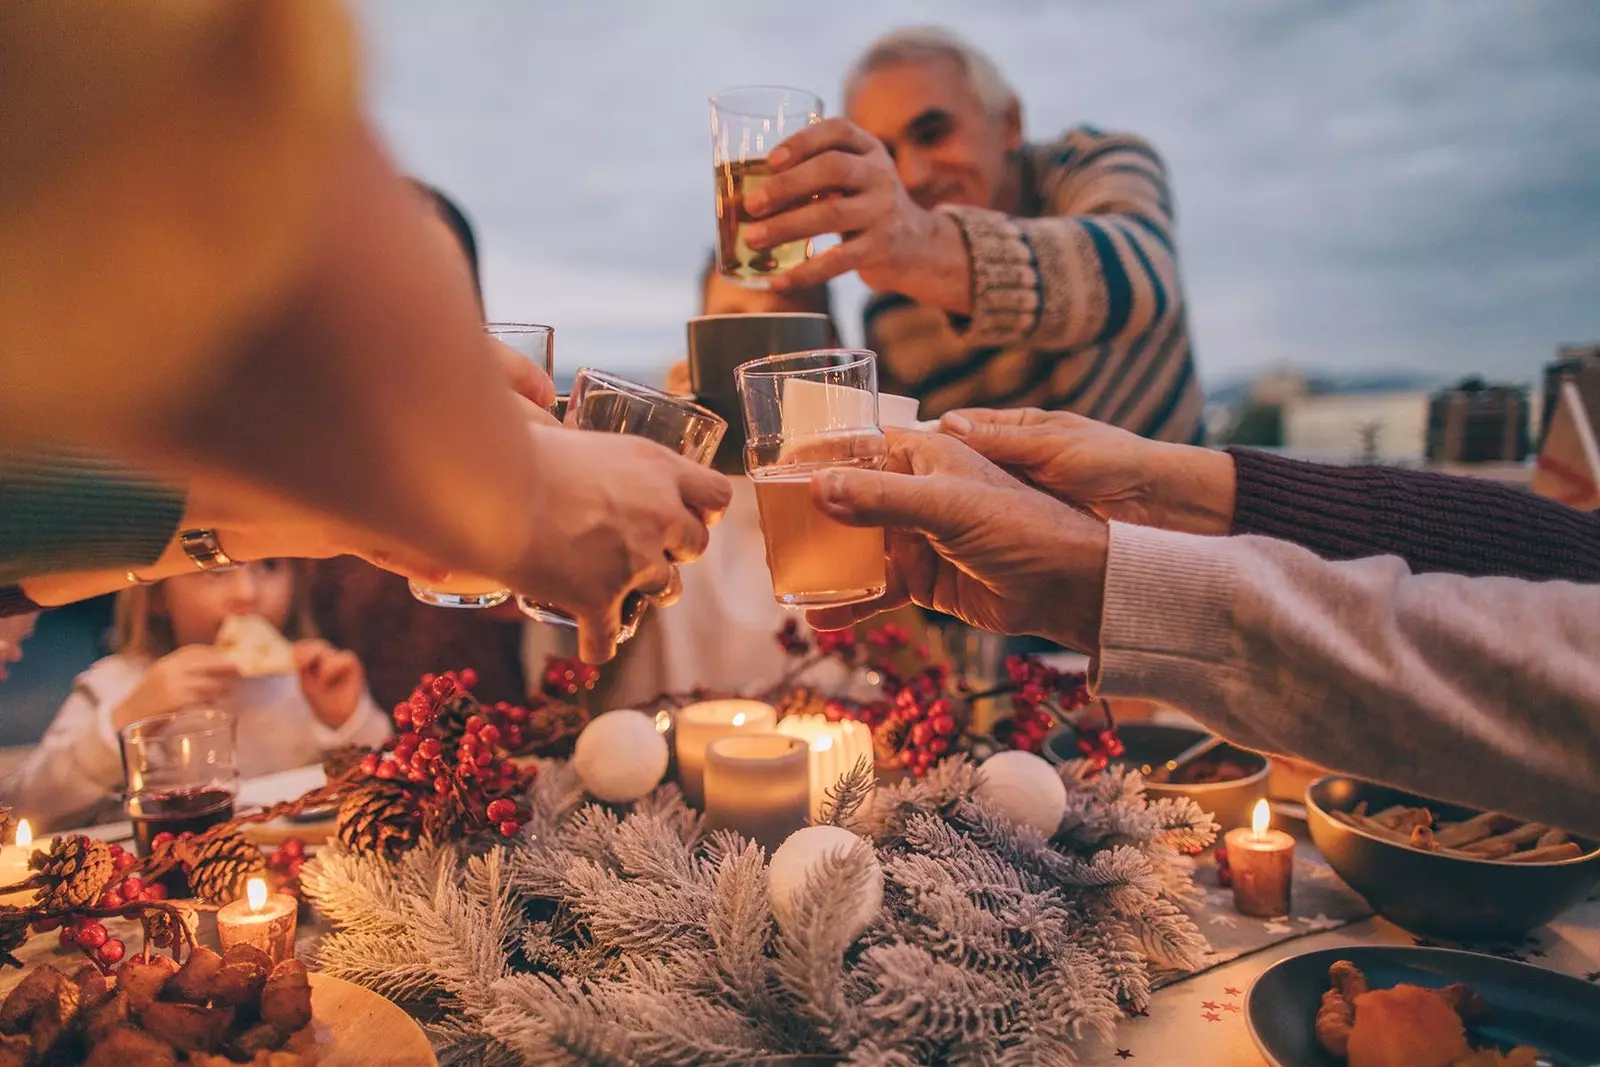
[1306,776,1600,940]
[1045,723,1269,830]
[1248,945,1600,1067]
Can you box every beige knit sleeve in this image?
[938,131,1183,352]
[0,0,359,444]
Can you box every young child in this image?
[5,560,390,829]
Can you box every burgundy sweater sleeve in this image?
[1226,448,1600,582]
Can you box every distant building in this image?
[1281,389,1430,463]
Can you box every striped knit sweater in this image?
[864,126,1203,441]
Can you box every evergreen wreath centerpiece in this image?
[302,639,1219,1066]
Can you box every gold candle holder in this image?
[673,700,777,807]
[216,878,298,964]
[703,734,810,850]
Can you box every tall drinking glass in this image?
[410,322,555,608]
[710,86,824,289]
[518,368,728,639]
[120,708,239,857]
[736,349,887,608]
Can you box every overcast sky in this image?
[355,0,1599,389]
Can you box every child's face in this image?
[156,561,296,646]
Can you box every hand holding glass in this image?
[737,349,887,608]
[710,86,824,288]
[518,368,727,639]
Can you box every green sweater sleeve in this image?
[0,449,186,584]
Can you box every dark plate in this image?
[1247,945,1600,1067]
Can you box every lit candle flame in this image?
[246,877,268,912]
[14,820,30,849]
[731,712,746,727]
[1251,798,1271,838]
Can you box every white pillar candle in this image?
[775,714,875,819]
[0,820,49,906]
[703,734,811,850]
[673,700,777,807]
[216,877,298,964]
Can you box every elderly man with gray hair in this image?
[742,26,1202,441]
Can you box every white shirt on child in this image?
[2,653,390,830]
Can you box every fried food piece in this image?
[1411,825,1439,850]
[1536,828,1569,849]
[1504,842,1583,863]
[118,954,181,1012]
[166,946,225,1004]
[259,959,313,1033]
[81,989,129,1046]
[1316,987,1356,1058]
[1433,812,1517,848]
[0,963,67,1033]
[83,1024,178,1067]
[231,1020,292,1058]
[209,945,272,1009]
[1433,982,1489,1025]
[0,1034,29,1067]
[138,1000,234,1054]
[26,966,81,1059]
[1330,960,1370,1000]
[72,963,113,1007]
[1348,985,1470,1067]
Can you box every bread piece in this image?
[166,946,225,1004]
[25,967,81,1059]
[216,613,296,677]
[83,1025,178,1067]
[138,1000,234,1054]
[118,954,180,1012]
[259,959,312,1033]
[72,963,113,1008]
[231,1020,292,1058]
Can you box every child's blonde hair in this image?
[111,561,319,659]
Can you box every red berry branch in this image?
[769,620,1120,776]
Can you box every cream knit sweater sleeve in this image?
[1094,522,1600,838]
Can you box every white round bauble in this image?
[975,750,1068,836]
[768,825,883,939]
[572,709,669,803]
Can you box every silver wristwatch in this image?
[176,529,236,570]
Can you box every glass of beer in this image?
[518,368,728,637]
[410,322,554,609]
[736,349,887,608]
[710,86,824,289]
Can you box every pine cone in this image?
[321,744,371,781]
[336,780,426,861]
[184,831,267,903]
[29,836,113,910]
[0,806,13,846]
[774,687,830,720]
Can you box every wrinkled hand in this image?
[514,426,732,663]
[114,645,241,728]
[802,431,1109,652]
[941,408,1236,534]
[295,639,366,729]
[743,119,969,311]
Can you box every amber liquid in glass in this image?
[753,472,886,607]
[715,159,810,285]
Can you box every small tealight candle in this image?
[216,877,297,963]
[0,820,48,906]
[703,734,811,850]
[673,700,778,807]
[1226,799,1295,917]
[774,714,875,819]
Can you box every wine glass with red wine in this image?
[119,708,240,857]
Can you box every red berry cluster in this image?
[265,837,308,899]
[366,670,532,839]
[94,840,168,912]
[56,918,124,966]
[1001,655,1112,760]
[1214,843,1233,887]
[541,657,600,701]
